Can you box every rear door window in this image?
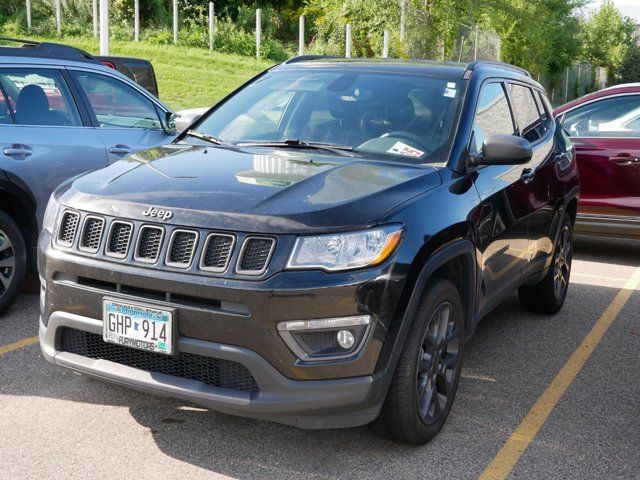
[473,82,515,151]
[509,84,545,143]
[71,70,161,129]
[0,68,82,126]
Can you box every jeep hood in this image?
[60,144,442,234]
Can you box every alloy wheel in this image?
[553,225,572,300]
[0,229,15,297]
[416,301,460,425]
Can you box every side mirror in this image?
[471,134,532,166]
[164,111,177,135]
[174,108,208,133]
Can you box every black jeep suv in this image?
[39,58,579,444]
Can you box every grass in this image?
[5,35,274,111]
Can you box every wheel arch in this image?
[565,196,578,226]
[375,225,479,389]
[0,179,38,265]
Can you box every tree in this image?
[483,0,585,82]
[618,44,640,83]
[582,0,636,81]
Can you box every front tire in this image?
[371,278,464,445]
[519,213,573,314]
[0,210,26,316]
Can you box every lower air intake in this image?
[59,328,260,393]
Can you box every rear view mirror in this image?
[471,134,532,166]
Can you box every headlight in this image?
[42,195,60,234]
[286,225,403,271]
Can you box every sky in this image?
[589,0,640,8]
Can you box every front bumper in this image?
[38,229,411,428]
[39,311,387,428]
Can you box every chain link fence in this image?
[538,63,605,106]
[400,4,501,62]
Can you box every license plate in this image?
[103,299,174,355]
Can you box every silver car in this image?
[0,39,177,314]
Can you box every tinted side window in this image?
[535,91,553,132]
[72,71,161,129]
[0,87,12,124]
[473,82,515,151]
[0,68,82,126]
[510,84,544,143]
[563,95,640,138]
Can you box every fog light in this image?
[336,330,355,349]
[277,315,372,361]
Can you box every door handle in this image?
[3,145,32,157]
[520,168,535,184]
[609,154,639,166]
[108,145,132,155]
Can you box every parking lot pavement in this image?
[0,236,638,480]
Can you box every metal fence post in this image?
[99,0,109,54]
[473,25,479,61]
[577,64,582,97]
[382,29,389,58]
[26,0,31,30]
[92,0,98,37]
[400,0,405,42]
[345,24,352,58]
[134,0,139,42]
[56,0,62,36]
[173,0,178,44]
[564,66,570,103]
[209,2,215,51]
[299,16,305,56]
[256,9,261,59]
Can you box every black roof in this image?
[0,37,98,64]
[281,55,531,79]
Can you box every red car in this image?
[555,83,640,239]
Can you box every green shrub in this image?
[618,45,640,83]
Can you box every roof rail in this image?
[284,55,341,64]
[0,37,97,64]
[465,60,531,78]
[0,37,39,47]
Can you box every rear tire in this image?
[0,210,26,316]
[519,213,573,314]
[371,278,464,445]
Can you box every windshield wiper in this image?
[236,139,359,157]
[185,129,228,146]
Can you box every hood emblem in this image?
[142,207,173,221]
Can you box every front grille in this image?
[238,237,274,274]
[106,221,133,258]
[201,234,234,271]
[55,212,277,277]
[167,230,197,267]
[79,216,105,252]
[58,211,79,247]
[59,328,259,393]
[135,226,164,262]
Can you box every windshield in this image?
[194,68,465,164]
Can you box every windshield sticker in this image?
[444,87,457,98]
[387,141,424,158]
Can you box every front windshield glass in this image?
[195,68,465,164]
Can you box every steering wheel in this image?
[384,131,430,152]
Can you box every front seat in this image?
[385,96,416,132]
[15,84,66,126]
